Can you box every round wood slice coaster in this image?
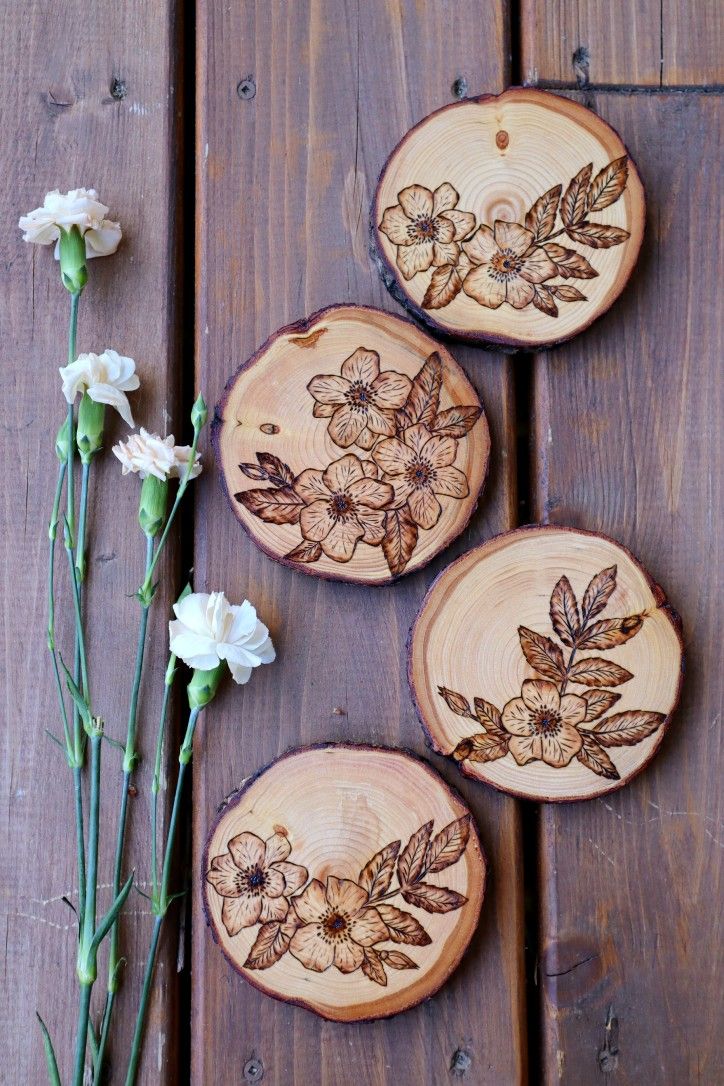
[372,87,645,349]
[409,527,683,802]
[202,744,486,1022]
[213,304,489,584]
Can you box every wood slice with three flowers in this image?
[372,87,645,349]
[409,527,684,802]
[202,745,486,1021]
[213,305,489,584]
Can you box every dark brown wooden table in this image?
[2,2,721,1082]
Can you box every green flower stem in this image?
[138,424,201,602]
[151,657,176,904]
[72,730,102,1086]
[96,534,155,1083]
[125,707,200,1086]
[66,292,80,542]
[75,460,91,582]
[48,461,72,756]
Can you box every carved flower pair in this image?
[207,834,388,974]
[378,183,476,281]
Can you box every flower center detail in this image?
[409,216,438,243]
[407,458,433,489]
[330,493,352,518]
[532,710,562,735]
[347,381,372,410]
[323,912,348,938]
[490,248,522,280]
[237,866,266,894]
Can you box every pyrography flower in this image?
[169,591,275,685]
[18,188,121,258]
[462,221,557,309]
[373,423,468,530]
[60,349,139,427]
[307,348,411,450]
[113,428,202,480]
[295,454,394,562]
[379,183,476,280]
[501,679,586,768]
[207,831,308,936]
[289,877,389,974]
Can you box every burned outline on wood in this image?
[234,347,482,576]
[438,564,665,781]
[378,157,630,318]
[205,816,472,989]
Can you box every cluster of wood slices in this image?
[207,89,680,1021]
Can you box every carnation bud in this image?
[186,662,225,716]
[57,225,88,294]
[76,393,106,463]
[191,393,208,431]
[138,474,169,538]
[55,417,71,461]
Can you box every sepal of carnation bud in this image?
[55,417,71,461]
[58,225,88,294]
[139,474,168,538]
[191,393,208,431]
[187,662,226,714]
[76,393,106,462]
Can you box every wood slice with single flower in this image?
[213,304,489,584]
[202,744,486,1022]
[372,87,645,350]
[409,526,684,802]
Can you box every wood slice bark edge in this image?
[213,304,490,585]
[202,743,487,1021]
[372,87,646,351]
[408,525,684,802]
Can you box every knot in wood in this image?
[243,1057,264,1083]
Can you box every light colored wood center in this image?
[203,745,486,1021]
[214,305,489,584]
[409,527,683,801]
[374,88,645,348]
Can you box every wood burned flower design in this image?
[206,816,472,987]
[307,347,411,450]
[373,423,469,530]
[234,351,481,576]
[289,877,389,974]
[462,222,557,310]
[378,183,476,281]
[206,831,308,936]
[378,157,630,316]
[501,679,586,767]
[439,565,666,780]
[295,454,393,562]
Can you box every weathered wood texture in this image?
[0,5,185,1083]
[530,92,723,1084]
[521,1,724,86]
[193,2,525,1084]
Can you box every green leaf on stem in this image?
[36,1012,62,1086]
[91,872,134,955]
[59,655,92,731]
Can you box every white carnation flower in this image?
[19,187,122,258]
[60,349,139,427]
[169,592,276,685]
[113,428,202,481]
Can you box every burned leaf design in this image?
[592,711,666,746]
[207,818,471,985]
[437,563,666,780]
[518,626,566,681]
[359,840,401,899]
[236,348,478,576]
[550,575,581,646]
[379,160,629,316]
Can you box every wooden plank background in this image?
[2,0,721,1083]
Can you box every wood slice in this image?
[213,304,489,584]
[409,527,684,802]
[202,744,486,1022]
[372,87,645,350]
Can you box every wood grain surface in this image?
[530,92,723,1084]
[0,4,187,1082]
[521,0,724,86]
[193,2,524,1084]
